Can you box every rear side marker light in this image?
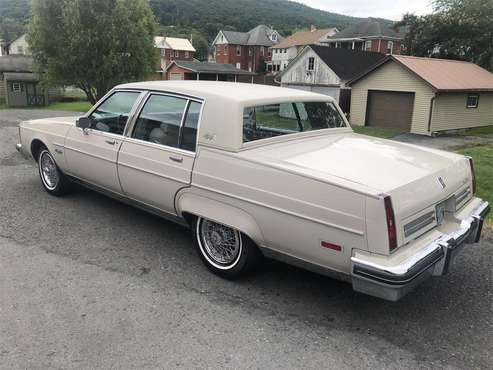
[384,195,398,252]
[321,241,342,252]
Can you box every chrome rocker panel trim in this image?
[351,200,490,301]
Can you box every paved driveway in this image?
[1,110,492,369]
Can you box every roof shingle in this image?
[272,28,337,49]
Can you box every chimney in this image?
[310,25,317,32]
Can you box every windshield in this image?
[243,101,346,143]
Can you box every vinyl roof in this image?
[350,55,493,91]
[166,61,255,75]
[272,28,338,49]
[117,80,331,103]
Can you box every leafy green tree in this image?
[28,0,157,104]
[397,0,493,71]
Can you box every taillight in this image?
[467,157,476,194]
[384,195,397,252]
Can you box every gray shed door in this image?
[366,90,415,131]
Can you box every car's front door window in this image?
[89,91,140,135]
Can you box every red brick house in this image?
[212,25,283,73]
[154,36,196,71]
[322,20,403,55]
[163,60,255,81]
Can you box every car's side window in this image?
[132,94,188,148]
[88,91,140,135]
[180,101,202,152]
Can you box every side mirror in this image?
[76,117,92,130]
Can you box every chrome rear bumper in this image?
[351,200,490,301]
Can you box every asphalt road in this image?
[1,110,492,370]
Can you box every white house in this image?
[278,45,385,112]
[8,34,30,55]
[270,26,337,73]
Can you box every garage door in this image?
[169,73,183,80]
[366,90,415,131]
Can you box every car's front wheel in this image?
[38,148,71,196]
[193,217,260,278]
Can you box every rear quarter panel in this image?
[184,146,368,274]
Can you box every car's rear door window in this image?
[89,91,140,135]
[243,101,346,143]
[180,100,202,152]
[132,94,188,148]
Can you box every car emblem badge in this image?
[438,177,446,189]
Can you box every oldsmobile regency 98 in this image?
[16,81,489,301]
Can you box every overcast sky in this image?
[296,0,433,20]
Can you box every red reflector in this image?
[384,195,398,252]
[321,241,342,252]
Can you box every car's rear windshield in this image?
[243,101,346,143]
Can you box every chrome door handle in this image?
[169,156,183,163]
[105,140,116,145]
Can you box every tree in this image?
[28,0,157,104]
[397,0,493,71]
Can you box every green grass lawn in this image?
[456,145,493,223]
[42,101,92,113]
[351,126,404,139]
[461,125,493,138]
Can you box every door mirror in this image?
[76,117,93,130]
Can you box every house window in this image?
[387,41,394,54]
[224,45,228,55]
[268,49,271,57]
[11,82,22,93]
[249,48,252,56]
[271,33,278,42]
[466,94,479,108]
[174,50,179,57]
[17,46,24,54]
[236,62,241,69]
[365,40,372,51]
[284,49,287,53]
[185,51,189,58]
[236,45,241,56]
[307,57,315,71]
[260,46,264,56]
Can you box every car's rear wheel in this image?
[193,217,259,277]
[38,148,71,196]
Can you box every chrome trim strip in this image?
[123,137,196,157]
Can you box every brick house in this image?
[322,20,403,55]
[212,25,283,73]
[154,36,196,71]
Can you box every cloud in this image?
[297,0,433,20]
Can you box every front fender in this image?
[176,192,265,245]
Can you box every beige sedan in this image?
[16,81,490,301]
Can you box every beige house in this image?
[348,55,493,135]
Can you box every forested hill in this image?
[0,0,391,41]
[149,0,363,39]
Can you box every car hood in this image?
[240,133,469,196]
